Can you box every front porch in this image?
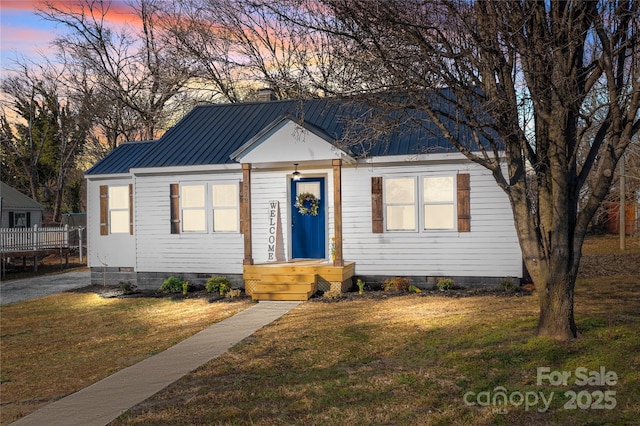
[243,260,355,301]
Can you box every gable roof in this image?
[230,116,353,164]
[86,98,469,176]
[0,182,45,210]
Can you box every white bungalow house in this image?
[85,98,522,300]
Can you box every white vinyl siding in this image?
[134,172,244,274]
[88,158,521,279]
[341,161,522,278]
[250,168,334,264]
[86,178,135,269]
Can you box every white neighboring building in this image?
[0,182,45,229]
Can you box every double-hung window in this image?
[378,174,465,233]
[171,182,239,234]
[181,184,206,232]
[11,212,29,228]
[384,177,417,231]
[423,176,455,230]
[108,186,130,234]
[212,183,239,232]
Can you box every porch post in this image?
[242,163,253,265]
[332,159,344,266]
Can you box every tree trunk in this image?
[535,273,578,341]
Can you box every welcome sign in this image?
[267,200,279,261]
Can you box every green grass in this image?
[0,294,252,425]
[3,235,639,425]
[112,270,639,425]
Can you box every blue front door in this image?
[291,177,325,259]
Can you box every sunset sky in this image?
[1,0,138,70]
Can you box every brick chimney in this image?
[257,88,276,102]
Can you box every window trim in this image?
[422,175,456,231]
[383,176,418,232]
[100,184,133,236]
[10,212,30,228]
[180,183,208,233]
[211,182,240,233]
[379,173,466,234]
[173,181,241,235]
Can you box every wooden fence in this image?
[0,225,70,253]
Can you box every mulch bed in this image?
[69,284,251,303]
[69,283,532,305]
[22,246,640,302]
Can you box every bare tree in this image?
[1,60,91,222]
[592,138,640,233]
[159,0,360,101]
[280,0,639,340]
[39,0,196,141]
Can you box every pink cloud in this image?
[1,0,143,64]
[2,27,54,44]
[1,0,141,26]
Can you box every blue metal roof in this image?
[85,141,156,175]
[86,98,470,175]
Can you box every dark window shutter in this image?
[129,184,134,235]
[457,173,471,232]
[170,184,180,234]
[99,185,109,235]
[26,212,31,227]
[9,212,15,228]
[371,177,383,233]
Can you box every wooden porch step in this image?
[259,274,317,284]
[251,290,315,301]
[254,283,315,293]
[251,274,317,301]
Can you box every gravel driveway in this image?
[0,270,91,305]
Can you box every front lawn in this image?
[2,234,638,425]
[112,235,640,425]
[0,294,252,425]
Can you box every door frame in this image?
[289,174,328,260]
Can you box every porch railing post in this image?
[242,163,254,265]
[78,227,84,263]
[332,159,344,266]
[33,224,38,250]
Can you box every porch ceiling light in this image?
[292,163,301,180]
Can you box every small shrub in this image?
[436,277,454,291]
[119,281,137,295]
[408,285,422,293]
[383,277,412,292]
[182,281,189,295]
[206,276,232,294]
[160,276,185,293]
[500,277,516,292]
[356,279,365,294]
[226,288,242,298]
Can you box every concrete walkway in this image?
[11,300,301,426]
[0,270,91,305]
